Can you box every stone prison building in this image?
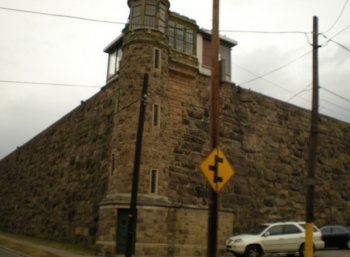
[1,0,350,256]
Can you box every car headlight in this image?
[234,239,243,243]
[226,240,232,244]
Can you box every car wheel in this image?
[346,239,350,249]
[245,245,262,257]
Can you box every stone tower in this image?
[96,0,237,256]
[97,0,174,256]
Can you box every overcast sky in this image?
[0,0,349,160]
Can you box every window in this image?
[267,225,283,236]
[333,227,347,233]
[321,227,331,233]
[158,2,166,32]
[130,0,167,33]
[186,28,194,55]
[167,20,196,55]
[144,0,157,28]
[167,20,175,48]
[154,49,160,69]
[283,225,302,234]
[131,0,142,29]
[150,169,158,194]
[153,104,160,127]
[108,48,122,78]
[203,38,231,70]
[176,24,184,52]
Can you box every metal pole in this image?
[305,16,319,257]
[207,0,220,256]
[125,73,149,257]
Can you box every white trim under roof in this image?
[104,34,123,53]
[199,28,238,47]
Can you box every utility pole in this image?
[207,0,220,256]
[125,73,149,257]
[305,16,319,257]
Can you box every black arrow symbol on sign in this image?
[209,155,223,183]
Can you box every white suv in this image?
[225,221,324,257]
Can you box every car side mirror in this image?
[264,232,270,237]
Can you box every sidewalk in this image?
[0,234,97,257]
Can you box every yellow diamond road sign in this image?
[199,147,234,193]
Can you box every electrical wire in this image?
[236,51,312,87]
[0,6,125,24]
[0,6,313,35]
[326,39,350,52]
[322,0,349,34]
[320,24,350,46]
[286,85,311,102]
[320,87,350,103]
[0,80,102,88]
[232,63,311,104]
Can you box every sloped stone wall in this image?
[0,84,119,247]
[166,74,350,233]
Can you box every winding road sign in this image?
[199,147,234,193]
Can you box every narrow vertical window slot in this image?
[150,169,158,194]
[154,49,160,69]
[153,104,160,127]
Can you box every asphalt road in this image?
[0,247,25,257]
[314,249,350,257]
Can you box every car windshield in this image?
[249,225,269,235]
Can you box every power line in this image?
[0,6,125,24]
[286,85,311,102]
[219,30,310,34]
[0,80,101,88]
[320,97,350,113]
[236,51,312,87]
[321,24,350,46]
[327,39,350,52]
[322,0,349,34]
[0,6,313,35]
[320,86,350,103]
[232,62,311,103]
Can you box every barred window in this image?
[167,19,196,55]
[168,20,175,48]
[150,170,158,194]
[131,0,142,29]
[158,2,166,32]
[144,0,157,28]
[176,24,184,52]
[186,28,194,55]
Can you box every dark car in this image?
[319,225,350,249]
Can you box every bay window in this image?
[129,0,168,32]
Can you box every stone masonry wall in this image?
[165,71,350,234]
[0,83,119,247]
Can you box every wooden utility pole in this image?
[207,0,220,256]
[305,16,319,257]
[125,74,149,257]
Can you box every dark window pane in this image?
[333,227,347,233]
[283,225,302,234]
[321,227,331,233]
[176,24,184,51]
[267,225,283,235]
[168,20,175,48]
[186,28,194,55]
